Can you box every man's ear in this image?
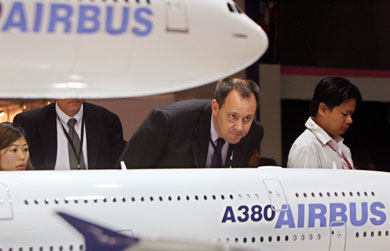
[318,102,328,116]
[211,99,219,114]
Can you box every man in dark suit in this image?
[119,77,264,168]
[14,99,125,170]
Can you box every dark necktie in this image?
[210,138,225,168]
[67,118,85,170]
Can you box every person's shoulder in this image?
[251,120,262,130]
[83,102,118,117]
[247,120,263,139]
[160,99,210,111]
[83,102,109,112]
[15,103,53,120]
[146,99,210,125]
[156,99,211,116]
[291,129,319,149]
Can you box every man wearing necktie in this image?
[119,77,264,168]
[14,99,126,170]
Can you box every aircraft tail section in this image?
[57,212,139,251]
[57,211,261,251]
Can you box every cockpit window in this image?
[235,4,244,14]
[227,3,235,13]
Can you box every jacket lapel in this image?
[84,103,100,169]
[40,104,58,170]
[192,104,212,168]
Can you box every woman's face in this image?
[0,136,29,170]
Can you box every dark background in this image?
[279,0,390,69]
[246,0,390,170]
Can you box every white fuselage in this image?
[0,0,268,98]
[0,168,389,251]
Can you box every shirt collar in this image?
[56,102,84,126]
[305,117,344,145]
[210,114,220,142]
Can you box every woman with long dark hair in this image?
[0,122,33,170]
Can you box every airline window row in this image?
[23,193,263,205]
[355,230,390,238]
[0,244,84,251]
[295,191,376,198]
[218,233,322,244]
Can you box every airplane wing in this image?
[57,211,261,251]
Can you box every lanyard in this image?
[59,115,85,168]
[327,143,353,169]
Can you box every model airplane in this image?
[57,211,258,251]
[2,1,386,251]
[0,167,389,250]
[0,0,268,98]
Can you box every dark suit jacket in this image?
[14,102,125,170]
[119,99,264,168]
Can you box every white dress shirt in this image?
[287,117,353,169]
[55,103,88,170]
[206,115,229,168]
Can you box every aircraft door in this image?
[165,0,189,32]
[263,179,288,211]
[0,184,13,220]
[329,221,346,251]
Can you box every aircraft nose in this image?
[240,16,269,63]
[223,12,269,71]
[252,25,269,59]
